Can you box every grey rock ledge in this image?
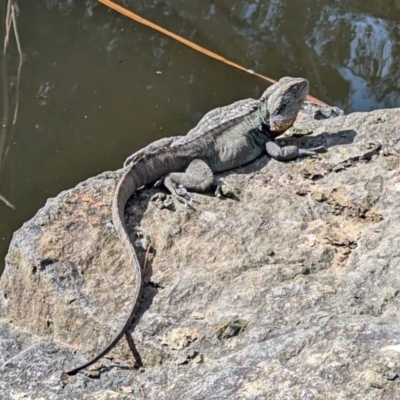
[2,104,400,399]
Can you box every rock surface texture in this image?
[2,103,400,399]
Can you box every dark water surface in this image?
[1,0,400,275]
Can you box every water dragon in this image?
[66,77,326,375]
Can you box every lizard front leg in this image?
[265,139,326,161]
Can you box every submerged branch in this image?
[0,0,22,209]
[0,0,11,170]
[0,191,15,209]
[3,0,11,56]
[11,3,22,125]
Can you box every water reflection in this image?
[0,0,400,275]
[308,7,399,110]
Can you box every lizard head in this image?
[262,77,309,135]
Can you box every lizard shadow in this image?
[123,193,162,367]
[279,129,357,151]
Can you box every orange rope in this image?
[98,0,326,105]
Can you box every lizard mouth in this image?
[271,120,294,133]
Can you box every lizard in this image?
[66,77,326,375]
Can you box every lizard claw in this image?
[309,146,327,153]
[177,185,191,197]
[176,185,193,206]
[298,146,327,157]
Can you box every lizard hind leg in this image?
[163,159,214,203]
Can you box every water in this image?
[1,0,400,275]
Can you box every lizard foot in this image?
[157,177,194,207]
[175,185,194,206]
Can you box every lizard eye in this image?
[276,104,286,115]
[292,85,299,93]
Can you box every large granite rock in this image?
[2,104,400,399]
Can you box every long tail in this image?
[66,142,197,375]
[66,168,144,375]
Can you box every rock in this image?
[161,327,200,350]
[214,319,248,340]
[2,104,400,398]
